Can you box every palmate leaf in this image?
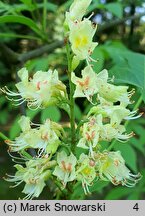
[129,119,145,156]
[104,2,123,19]
[88,0,104,13]
[110,51,144,89]
[102,42,145,102]
[88,1,123,18]
[92,47,105,73]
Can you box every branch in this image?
[0,40,64,65]
[18,40,64,63]
[0,43,19,64]
[0,12,145,64]
[97,12,145,33]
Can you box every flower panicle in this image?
[1,0,142,199]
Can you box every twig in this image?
[0,43,19,64]
[0,12,145,64]
[97,12,145,33]
[18,40,64,63]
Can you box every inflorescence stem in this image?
[66,41,76,152]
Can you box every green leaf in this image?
[110,51,145,89]
[62,0,73,10]
[0,33,40,41]
[0,1,36,14]
[0,15,42,37]
[104,3,123,19]
[37,2,58,12]
[90,181,109,193]
[19,0,32,6]
[9,4,36,13]
[74,104,82,121]
[0,96,7,106]
[70,182,85,200]
[41,106,61,122]
[92,47,105,73]
[25,57,49,71]
[130,137,145,156]
[127,192,140,200]
[9,116,21,139]
[0,111,9,124]
[88,1,104,13]
[26,109,40,120]
[114,142,137,172]
[103,42,145,100]
[105,187,133,200]
[129,119,145,156]
[0,2,11,14]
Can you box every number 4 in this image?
[133,203,139,211]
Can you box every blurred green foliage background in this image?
[0,0,145,200]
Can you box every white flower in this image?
[6,158,52,199]
[6,116,64,155]
[99,122,134,142]
[71,65,98,102]
[77,117,100,156]
[65,0,92,28]
[88,98,142,125]
[69,19,98,62]
[96,69,133,106]
[76,153,96,194]
[92,113,133,143]
[95,151,141,187]
[71,67,134,107]
[53,151,77,186]
[1,68,67,109]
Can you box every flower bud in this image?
[71,56,80,71]
[65,0,92,28]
